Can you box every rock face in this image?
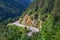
[22,15,33,26]
[0,0,33,22]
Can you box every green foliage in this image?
[0,25,29,40]
[0,0,60,40]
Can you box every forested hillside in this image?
[0,0,60,40]
[21,0,60,40]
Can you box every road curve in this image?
[7,20,39,37]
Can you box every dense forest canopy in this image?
[0,0,60,40]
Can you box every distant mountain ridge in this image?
[0,0,32,22]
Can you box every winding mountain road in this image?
[7,20,39,37]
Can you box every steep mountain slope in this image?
[0,0,60,40]
[21,0,60,40]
